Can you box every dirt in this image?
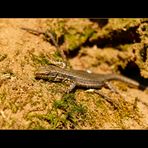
[0,18,148,129]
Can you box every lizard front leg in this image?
[66,82,77,93]
[61,78,77,93]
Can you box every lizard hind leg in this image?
[86,89,119,109]
[104,81,125,99]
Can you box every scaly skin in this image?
[35,65,148,90]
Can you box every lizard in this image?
[35,64,148,91]
[21,27,148,107]
[35,64,148,107]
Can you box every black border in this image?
[0,130,147,146]
[0,0,147,18]
[0,1,147,147]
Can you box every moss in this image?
[46,19,67,38]
[45,18,98,52]
[27,93,87,129]
[29,52,51,65]
[38,112,60,129]
[53,93,86,116]
[52,51,64,61]
[27,120,48,130]
[64,27,95,51]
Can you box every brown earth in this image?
[0,18,148,129]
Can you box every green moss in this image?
[27,93,87,129]
[45,19,97,52]
[30,52,51,65]
[53,93,85,111]
[52,51,64,61]
[36,112,59,128]
[53,94,86,114]
[28,120,47,130]
[53,99,68,110]
[65,27,95,51]
[46,19,67,38]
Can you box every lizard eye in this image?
[49,72,57,77]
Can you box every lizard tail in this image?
[105,74,147,90]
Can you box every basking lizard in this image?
[20,27,147,92]
[21,27,148,107]
[35,64,148,92]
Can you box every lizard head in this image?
[35,65,60,81]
